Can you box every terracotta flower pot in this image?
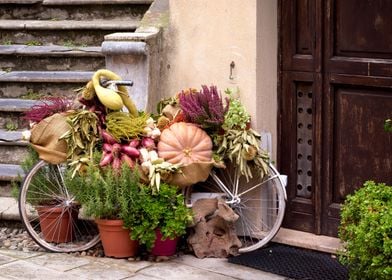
[37,206,78,243]
[96,219,138,258]
[151,229,179,256]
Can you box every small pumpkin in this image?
[158,122,213,165]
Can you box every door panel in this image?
[322,0,392,235]
[279,0,392,236]
[325,0,392,76]
[280,71,322,233]
[334,1,392,58]
[322,77,392,236]
[281,0,321,72]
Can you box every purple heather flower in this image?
[178,85,229,131]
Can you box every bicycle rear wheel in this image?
[18,160,100,253]
[186,162,286,253]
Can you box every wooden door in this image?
[279,0,392,236]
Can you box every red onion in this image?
[142,137,156,150]
[99,152,113,167]
[102,143,113,152]
[112,157,121,170]
[121,146,140,158]
[121,154,135,168]
[101,129,117,144]
[128,139,140,148]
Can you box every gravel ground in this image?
[0,221,185,261]
[0,221,105,257]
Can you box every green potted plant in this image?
[66,162,140,258]
[338,180,392,280]
[125,183,193,256]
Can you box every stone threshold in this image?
[273,227,343,254]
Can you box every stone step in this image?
[0,163,24,181]
[0,98,38,130]
[0,0,39,3]
[0,45,104,72]
[0,163,24,199]
[0,98,37,112]
[0,196,19,221]
[0,20,139,30]
[0,1,150,21]
[43,0,154,4]
[0,0,153,4]
[0,1,151,21]
[0,71,93,98]
[0,129,30,165]
[0,20,139,45]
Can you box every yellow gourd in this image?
[92,70,123,110]
[91,69,138,117]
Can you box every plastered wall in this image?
[164,0,278,158]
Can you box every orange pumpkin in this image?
[158,122,213,165]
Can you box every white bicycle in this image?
[18,78,286,254]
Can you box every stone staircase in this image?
[0,0,153,199]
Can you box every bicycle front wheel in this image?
[186,162,286,253]
[18,160,100,253]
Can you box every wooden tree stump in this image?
[187,198,242,258]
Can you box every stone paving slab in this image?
[0,249,288,280]
[90,256,152,272]
[173,255,284,280]
[0,253,15,265]
[0,249,43,259]
[65,259,138,279]
[27,253,92,272]
[137,261,237,280]
[0,259,79,280]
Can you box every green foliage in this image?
[339,181,392,280]
[66,163,140,220]
[125,183,193,250]
[26,40,42,46]
[222,88,250,130]
[21,90,46,100]
[20,147,40,173]
[14,155,65,206]
[385,119,392,132]
[4,119,18,131]
[11,148,39,201]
